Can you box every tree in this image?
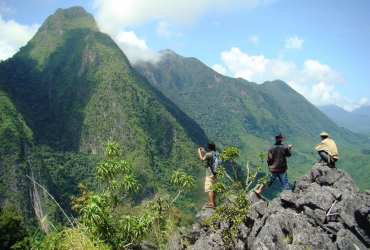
[203,145,265,248]
[71,141,141,248]
[0,204,31,250]
[70,141,195,249]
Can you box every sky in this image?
[1,0,369,111]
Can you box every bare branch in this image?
[26,175,75,229]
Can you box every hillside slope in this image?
[133,50,370,192]
[0,7,207,230]
[317,104,370,134]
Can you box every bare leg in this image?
[253,184,265,195]
[208,191,216,206]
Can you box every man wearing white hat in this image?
[315,132,339,167]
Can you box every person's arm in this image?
[198,147,206,161]
[267,149,273,165]
[285,144,292,157]
[316,140,326,151]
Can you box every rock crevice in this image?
[169,164,370,250]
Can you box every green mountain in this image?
[1,6,369,235]
[133,50,370,193]
[0,7,207,231]
[317,104,370,134]
[352,105,370,116]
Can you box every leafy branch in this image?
[203,145,265,248]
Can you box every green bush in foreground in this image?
[203,145,267,248]
[31,141,195,249]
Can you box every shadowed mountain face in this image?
[352,105,370,116]
[0,7,207,229]
[317,105,370,134]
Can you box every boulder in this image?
[170,164,370,249]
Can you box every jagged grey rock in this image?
[168,164,370,249]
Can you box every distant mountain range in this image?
[0,6,369,233]
[317,105,370,134]
[352,105,370,116]
[133,49,370,193]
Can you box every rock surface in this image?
[167,164,370,250]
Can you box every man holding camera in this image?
[197,141,217,209]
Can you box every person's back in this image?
[316,132,338,167]
[254,133,292,194]
[268,143,291,172]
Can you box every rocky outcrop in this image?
[168,164,370,249]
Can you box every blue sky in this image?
[1,0,369,111]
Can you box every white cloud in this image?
[0,15,39,60]
[92,0,278,34]
[156,20,171,38]
[249,35,259,44]
[91,0,278,63]
[359,97,370,106]
[115,30,160,64]
[216,47,368,111]
[0,2,16,14]
[285,35,303,50]
[220,47,269,81]
[116,30,148,50]
[117,44,161,65]
[212,64,226,75]
[299,60,346,84]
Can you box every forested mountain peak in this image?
[0,7,369,247]
[133,49,370,193]
[262,79,300,95]
[19,6,97,68]
[0,6,206,233]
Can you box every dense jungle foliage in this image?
[0,5,369,249]
[0,6,208,237]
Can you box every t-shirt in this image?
[202,152,215,177]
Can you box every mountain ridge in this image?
[0,6,369,237]
[133,49,370,193]
[352,105,370,116]
[317,104,370,134]
[0,7,206,230]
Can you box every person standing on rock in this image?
[316,131,339,167]
[254,133,292,195]
[198,141,217,208]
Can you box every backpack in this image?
[211,151,222,174]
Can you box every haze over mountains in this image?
[317,105,370,134]
[0,6,369,232]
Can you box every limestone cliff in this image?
[169,164,370,250]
